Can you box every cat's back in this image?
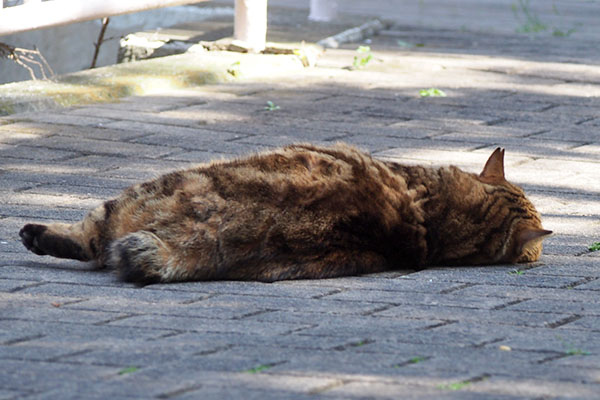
[201,143,413,213]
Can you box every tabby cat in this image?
[20,143,551,284]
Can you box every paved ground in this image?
[1,1,600,399]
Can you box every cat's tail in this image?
[107,231,201,285]
[107,231,167,285]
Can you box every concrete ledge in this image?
[0,50,305,116]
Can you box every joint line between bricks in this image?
[2,333,45,346]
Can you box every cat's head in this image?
[477,148,552,264]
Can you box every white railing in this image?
[0,0,209,36]
[0,0,337,53]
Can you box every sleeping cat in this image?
[19,143,551,284]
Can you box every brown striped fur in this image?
[19,143,551,284]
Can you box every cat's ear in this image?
[479,147,505,183]
[516,228,553,253]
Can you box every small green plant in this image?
[352,45,373,69]
[512,0,547,33]
[588,242,600,252]
[227,61,241,77]
[264,101,280,111]
[552,27,576,37]
[292,48,313,67]
[393,356,427,368]
[437,380,472,391]
[437,375,489,390]
[407,356,427,364]
[419,88,447,97]
[118,366,139,375]
[566,348,591,356]
[244,364,273,374]
[556,336,591,357]
[509,269,525,275]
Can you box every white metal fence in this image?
[0,0,208,36]
[1,0,337,54]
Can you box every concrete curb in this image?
[0,50,304,116]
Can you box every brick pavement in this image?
[1,3,600,399]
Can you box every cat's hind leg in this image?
[20,222,94,261]
[19,200,116,263]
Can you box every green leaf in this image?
[360,54,373,67]
[589,242,600,252]
[356,45,371,53]
[264,101,280,111]
[118,366,139,375]
[509,269,525,275]
[437,380,471,391]
[419,88,447,97]
[244,364,273,374]
[566,348,591,356]
[552,27,576,37]
[408,356,427,364]
[227,61,242,77]
[556,335,591,356]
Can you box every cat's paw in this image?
[19,224,49,255]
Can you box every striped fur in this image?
[20,144,551,284]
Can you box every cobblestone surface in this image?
[1,1,599,399]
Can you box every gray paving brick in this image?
[434,323,600,353]
[0,359,116,393]
[15,112,113,127]
[0,170,135,190]
[0,145,78,161]
[0,121,145,142]
[132,133,264,154]
[0,121,55,138]
[66,296,264,320]
[163,149,237,163]
[25,135,177,159]
[405,267,587,288]
[1,318,175,346]
[0,389,28,400]
[108,314,310,335]
[3,191,102,210]
[470,376,600,399]
[501,297,598,316]
[147,280,344,299]
[18,282,204,303]
[321,288,512,309]
[4,304,127,325]
[21,183,123,199]
[56,154,187,175]
[197,293,386,315]
[375,304,574,328]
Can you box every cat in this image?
[19,143,551,284]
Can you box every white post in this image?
[234,0,267,52]
[309,0,337,22]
